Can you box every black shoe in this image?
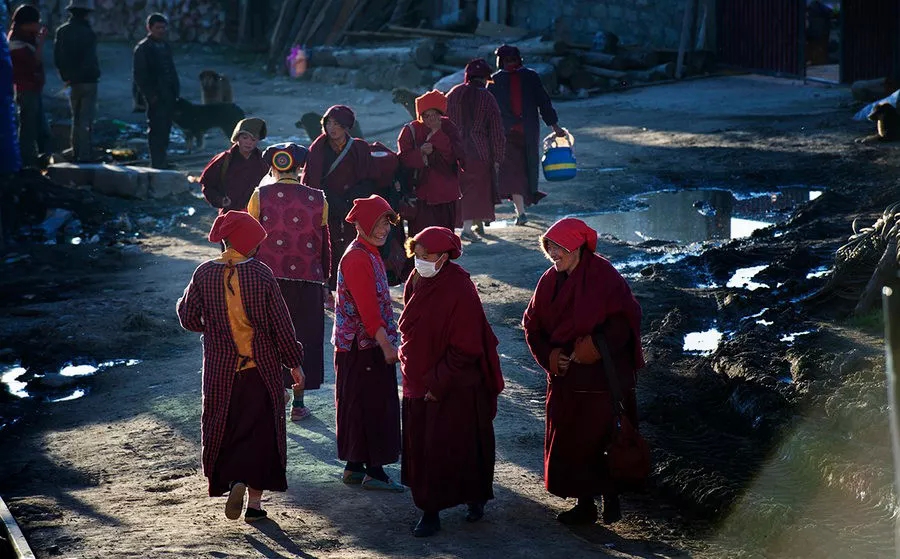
[413,513,441,537]
[601,494,622,525]
[465,502,485,523]
[244,507,268,523]
[556,502,597,525]
[514,213,528,226]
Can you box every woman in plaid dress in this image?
[177,211,304,523]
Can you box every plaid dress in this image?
[177,258,303,478]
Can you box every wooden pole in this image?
[675,0,696,79]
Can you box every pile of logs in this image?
[293,29,712,96]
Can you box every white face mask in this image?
[414,257,440,278]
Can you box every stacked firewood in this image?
[53,0,227,43]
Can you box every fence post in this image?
[883,283,900,558]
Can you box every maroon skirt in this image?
[499,131,530,202]
[408,201,456,238]
[208,367,287,496]
[277,279,326,390]
[334,342,401,466]
[456,155,496,225]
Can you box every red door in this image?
[716,0,806,77]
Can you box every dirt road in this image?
[1,42,893,558]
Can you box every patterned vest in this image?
[255,180,326,282]
[332,239,398,351]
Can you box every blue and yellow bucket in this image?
[541,129,576,182]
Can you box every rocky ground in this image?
[1,41,898,558]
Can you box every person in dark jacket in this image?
[54,0,100,162]
[133,13,179,169]
[488,45,565,226]
[8,4,50,169]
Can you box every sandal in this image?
[361,476,405,492]
[244,507,268,523]
[290,406,312,421]
[342,470,366,485]
[225,482,246,520]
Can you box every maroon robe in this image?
[522,252,643,498]
[447,82,506,225]
[399,262,503,512]
[200,144,269,213]
[398,118,464,236]
[177,257,303,495]
[302,134,376,290]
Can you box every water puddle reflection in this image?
[1,359,141,399]
[727,265,770,291]
[571,187,823,244]
[683,328,723,354]
[780,331,814,344]
[1,365,29,398]
[51,388,88,402]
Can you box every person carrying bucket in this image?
[488,44,566,226]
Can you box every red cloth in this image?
[339,237,387,339]
[335,342,401,465]
[398,118,464,205]
[544,218,599,253]
[399,261,503,403]
[522,252,644,498]
[415,90,448,119]
[324,104,355,130]
[509,70,524,133]
[464,58,492,82]
[208,210,266,256]
[177,258,303,478]
[345,194,394,236]
[8,32,44,93]
[200,144,270,212]
[447,82,506,165]
[413,226,461,259]
[454,157,495,226]
[277,280,326,390]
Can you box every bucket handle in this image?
[543,128,574,153]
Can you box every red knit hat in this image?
[464,58,492,82]
[345,195,396,236]
[414,226,462,259]
[415,90,448,120]
[323,105,355,131]
[543,218,598,253]
[208,211,267,256]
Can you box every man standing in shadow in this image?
[133,13,179,169]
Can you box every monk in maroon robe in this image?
[302,105,376,292]
[522,218,644,525]
[447,59,505,242]
[177,211,304,523]
[399,226,504,537]
[200,118,270,213]
[398,90,465,237]
[333,194,404,491]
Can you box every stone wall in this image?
[509,0,703,50]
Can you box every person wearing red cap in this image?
[447,59,506,242]
[489,44,566,225]
[248,142,330,422]
[200,117,270,214]
[522,218,644,526]
[333,194,404,491]
[302,105,377,293]
[177,211,305,523]
[398,226,504,537]
[398,90,465,237]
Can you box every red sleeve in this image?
[199,151,229,208]
[423,280,485,398]
[176,268,205,333]
[523,278,555,375]
[398,123,426,170]
[340,249,386,338]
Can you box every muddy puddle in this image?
[572,186,823,245]
[0,359,140,432]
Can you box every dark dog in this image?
[199,70,234,105]
[173,97,245,151]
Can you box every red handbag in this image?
[596,336,651,488]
